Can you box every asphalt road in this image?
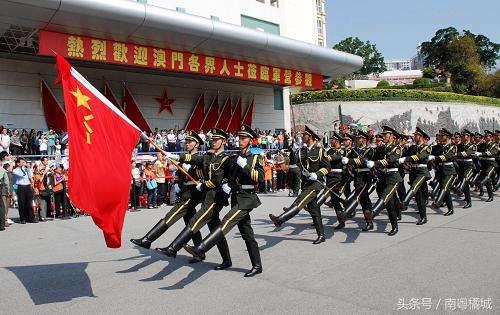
[1,190,498,314]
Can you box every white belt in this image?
[356,168,370,172]
[185,181,196,186]
[462,159,473,162]
[382,168,399,172]
[288,165,298,169]
[330,169,343,173]
[441,162,454,166]
[412,164,427,168]
[241,185,255,189]
[481,158,495,161]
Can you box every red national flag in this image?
[215,96,232,130]
[56,54,142,248]
[226,96,242,132]
[122,85,152,133]
[242,98,255,127]
[103,81,122,111]
[185,93,205,131]
[200,94,219,130]
[40,79,67,132]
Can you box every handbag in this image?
[146,179,157,190]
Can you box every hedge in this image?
[291,89,500,106]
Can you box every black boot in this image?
[155,226,192,258]
[130,219,168,249]
[269,205,301,227]
[214,234,232,270]
[362,209,373,231]
[402,190,414,207]
[312,216,325,244]
[416,217,427,225]
[485,182,494,202]
[371,198,385,218]
[434,189,446,208]
[184,226,224,262]
[243,240,262,277]
[334,209,345,230]
[388,225,399,236]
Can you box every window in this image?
[176,7,186,13]
[256,0,265,3]
[317,19,324,35]
[318,39,324,46]
[241,15,280,35]
[316,0,323,14]
[136,0,147,3]
[274,88,283,110]
[270,0,279,7]
[210,15,219,21]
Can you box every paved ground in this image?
[1,191,499,314]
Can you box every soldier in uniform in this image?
[365,126,403,236]
[287,147,301,197]
[455,129,476,208]
[155,128,233,270]
[428,128,457,216]
[268,125,330,244]
[396,133,409,212]
[399,127,432,225]
[130,132,205,263]
[341,130,376,231]
[475,130,498,202]
[185,125,264,277]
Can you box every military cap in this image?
[238,124,258,139]
[461,129,473,136]
[330,131,343,141]
[304,125,321,141]
[397,132,409,140]
[342,133,355,142]
[381,125,398,135]
[210,128,229,139]
[414,127,430,140]
[439,128,453,137]
[484,130,494,136]
[185,131,204,144]
[474,132,483,137]
[356,130,370,139]
[453,131,461,137]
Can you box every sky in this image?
[325,0,500,61]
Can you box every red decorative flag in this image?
[40,79,67,132]
[242,98,254,127]
[103,81,122,111]
[185,93,205,131]
[226,96,242,132]
[122,85,152,133]
[200,94,219,130]
[215,96,232,130]
[56,54,142,248]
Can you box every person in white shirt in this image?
[13,157,35,223]
[154,152,168,206]
[130,161,142,211]
[166,129,177,152]
[39,135,48,156]
[0,128,10,154]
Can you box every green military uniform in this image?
[432,129,458,215]
[455,129,476,208]
[400,127,432,225]
[269,125,330,244]
[477,131,498,201]
[185,125,265,277]
[155,129,232,268]
[368,126,403,236]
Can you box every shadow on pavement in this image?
[6,263,96,305]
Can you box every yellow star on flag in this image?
[70,87,91,110]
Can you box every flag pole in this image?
[140,133,199,184]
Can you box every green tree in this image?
[422,67,437,79]
[376,80,390,88]
[448,35,485,94]
[463,30,500,70]
[333,37,387,75]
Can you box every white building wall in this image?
[0,58,285,131]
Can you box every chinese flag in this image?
[226,96,242,132]
[185,93,205,131]
[200,94,219,130]
[56,54,142,248]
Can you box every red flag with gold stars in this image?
[56,54,142,248]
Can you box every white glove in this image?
[341,157,349,165]
[196,182,203,191]
[366,160,375,169]
[428,155,435,161]
[173,183,180,194]
[181,163,191,171]
[309,173,318,180]
[474,152,482,157]
[222,183,231,194]
[398,157,406,164]
[236,156,247,168]
[166,153,179,161]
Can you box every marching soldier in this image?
[185,125,264,277]
[396,133,409,212]
[428,128,457,216]
[155,128,233,270]
[365,126,403,236]
[268,126,330,244]
[475,130,498,202]
[341,130,376,231]
[287,147,301,197]
[399,127,432,225]
[455,129,476,208]
[130,132,205,263]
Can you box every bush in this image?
[412,77,432,88]
[422,67,437,79]
[291,89,500,106]
[376,80,390,88]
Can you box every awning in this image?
[0,0,363,78]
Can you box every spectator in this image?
[0,128,10,154]
[39,134,48,156]
[177,129,186,151]
[52,164,67,218]
[263,153,274,193]
[154,152,168,207]
[11,129,23,155]
[47,130,57,155]
[13,157,35,224]
[198,130,207,151]
[0,159,10,231]
[274,150,286,191]
[130,161,142,211]
[20,129,29,154]
[166,129,177,152]
[28,129,37,155]
[144,162,157,209]
[34,157,52,221]
[277,131,285,150]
